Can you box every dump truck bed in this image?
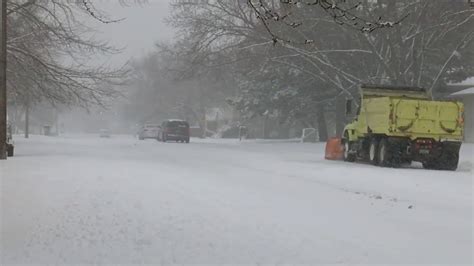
[361,97,463,141]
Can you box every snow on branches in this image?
[248,0,407,44]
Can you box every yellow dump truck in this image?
[343,85,464,170]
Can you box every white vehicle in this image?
[99,129,111,138]
[138,124,160,140]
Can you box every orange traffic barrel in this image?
[325,137,344,160]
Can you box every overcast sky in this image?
[89,0,174,66]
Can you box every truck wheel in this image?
[423,150,459,171]
[422,160,439,170]
[368,138,379,165]
[378,138,402,168]
[7,144,14,157]
[343,132,355,162]
[440,151,459,171]
[378,138,393,167]
[401,158,412,166]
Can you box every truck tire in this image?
[422,160,437,170]
[343,132,356,162]
[439,151,459,171]
[378,138,389,167]
[442,152,459,171]
[423,147,459,171]
[7,144,14,157]
[378,138,402,168]
[368,138,379,165]
[401,158,413,166]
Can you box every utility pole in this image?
[24,98,29,138]
[0,0,7,159]
[55,108,59,136]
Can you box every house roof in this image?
[458,77,474,85]
[451,87,474,96]
[443,77,474,94]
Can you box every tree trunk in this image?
[24,102,29,139]
[317,105,328,142]
[335,95,346,138]
[201,106,207,138]
[0,0,6,159]
[203,116,207,138]
[55,109,59,135]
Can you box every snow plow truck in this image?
[339,84,464,170]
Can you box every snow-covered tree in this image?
[6,0,139,108]
[132,0,473,140]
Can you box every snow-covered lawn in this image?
[1,135,473,264]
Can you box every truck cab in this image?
[343,85,464,170]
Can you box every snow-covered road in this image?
[1,135,473,264]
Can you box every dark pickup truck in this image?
[158,120,190,143]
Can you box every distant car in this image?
[138,124,160,140]
[158,120,190,143]
[99,129,111,138]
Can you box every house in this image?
[451,87,474,143]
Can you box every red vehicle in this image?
[158,120,190,143]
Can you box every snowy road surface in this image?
[1,135,473,264]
